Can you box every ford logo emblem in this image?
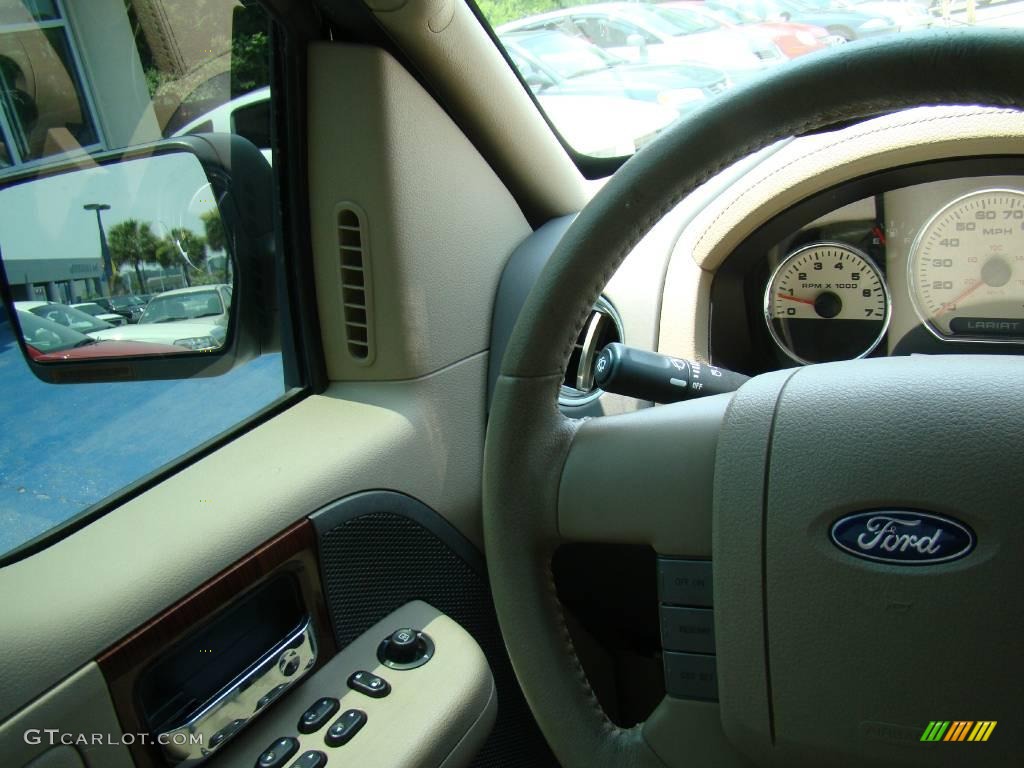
[830,511,975,565]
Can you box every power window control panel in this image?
[222,602,497,768]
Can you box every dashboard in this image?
[489,108,1024,417]
[710,158,1024,375]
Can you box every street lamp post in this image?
[83,203,112,295]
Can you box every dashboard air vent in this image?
[336,204,374,363]
[560,297,622,405]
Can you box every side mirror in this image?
[0,135,277,384]
[626,32,649,61]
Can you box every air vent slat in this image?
[336,204,374,363]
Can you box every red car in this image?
[17,310,183,362]
[666,0,833,59]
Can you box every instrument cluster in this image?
[710,164,1024,374]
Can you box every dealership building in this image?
[1,0,235,302]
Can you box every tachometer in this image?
[764,242,890,365]
[909,189,1024,342]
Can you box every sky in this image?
[0,152,217,263]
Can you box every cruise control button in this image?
[256,737,299,768]
[663,651,718,701]
[288,751,327,768]
[348,670,390,698]
[297,697,340,734]
[325,709,367,747]
[658,558,713,607]
[660,606,716,654]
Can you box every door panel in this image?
[0,353,489,722]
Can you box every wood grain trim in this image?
[97,518,337,767]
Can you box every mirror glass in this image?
[0,151,233,361]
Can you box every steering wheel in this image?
[484,30,1024,768]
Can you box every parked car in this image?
[70,302,126,327]
[707,0,898,41]
[17,310,182,361]
[840,0,933,30]
[501,29,729,118]
[15,301,113,336]
[668,1,834,58]
[92,295,148,324]
[173,87,273,164]
[538,92,680,156]
[91,284,232,351]
[498,2,784,84]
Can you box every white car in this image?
[499,2,784,84]
[173,87,273,165]
[537,93,679,157]
[15,301,114,336]
[70,302,127,327]
[91,285,232,351]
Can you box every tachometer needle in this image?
[777,293,816,306]
[935,279,983,317]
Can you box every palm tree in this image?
[201,209,225,253]
[157,228,207,287]
[107,219,159,293]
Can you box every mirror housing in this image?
[0,134,278,384]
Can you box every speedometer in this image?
[910,189,1024,342]
[764,242,890,365]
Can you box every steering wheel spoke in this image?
[558,393,729,557]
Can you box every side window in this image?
[0,0,289,562]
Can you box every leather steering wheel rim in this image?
[483,30,1024,768]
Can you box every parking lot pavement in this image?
[0,331,285,556]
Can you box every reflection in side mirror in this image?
[626,33,648,61]
[0,137,276,383]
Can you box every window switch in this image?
[287,751,327,768]
[256,737,299,768]
[348,670,390,698]
[325,709,367,747]
[297,697,340,734]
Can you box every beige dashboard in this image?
[625,106,1024,366]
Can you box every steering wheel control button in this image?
[297,697,340,734]
[287,751,327,768]
[325,709,367,747]
[658,559,713,607]
[348,670,391,698]
[660,606,716,655]
[663,651,720,700]
[664,651,718,701]
[256,737,299,768]
[377,628,435,670]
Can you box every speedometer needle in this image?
[777,292,816,306]
[935,279,984,317]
